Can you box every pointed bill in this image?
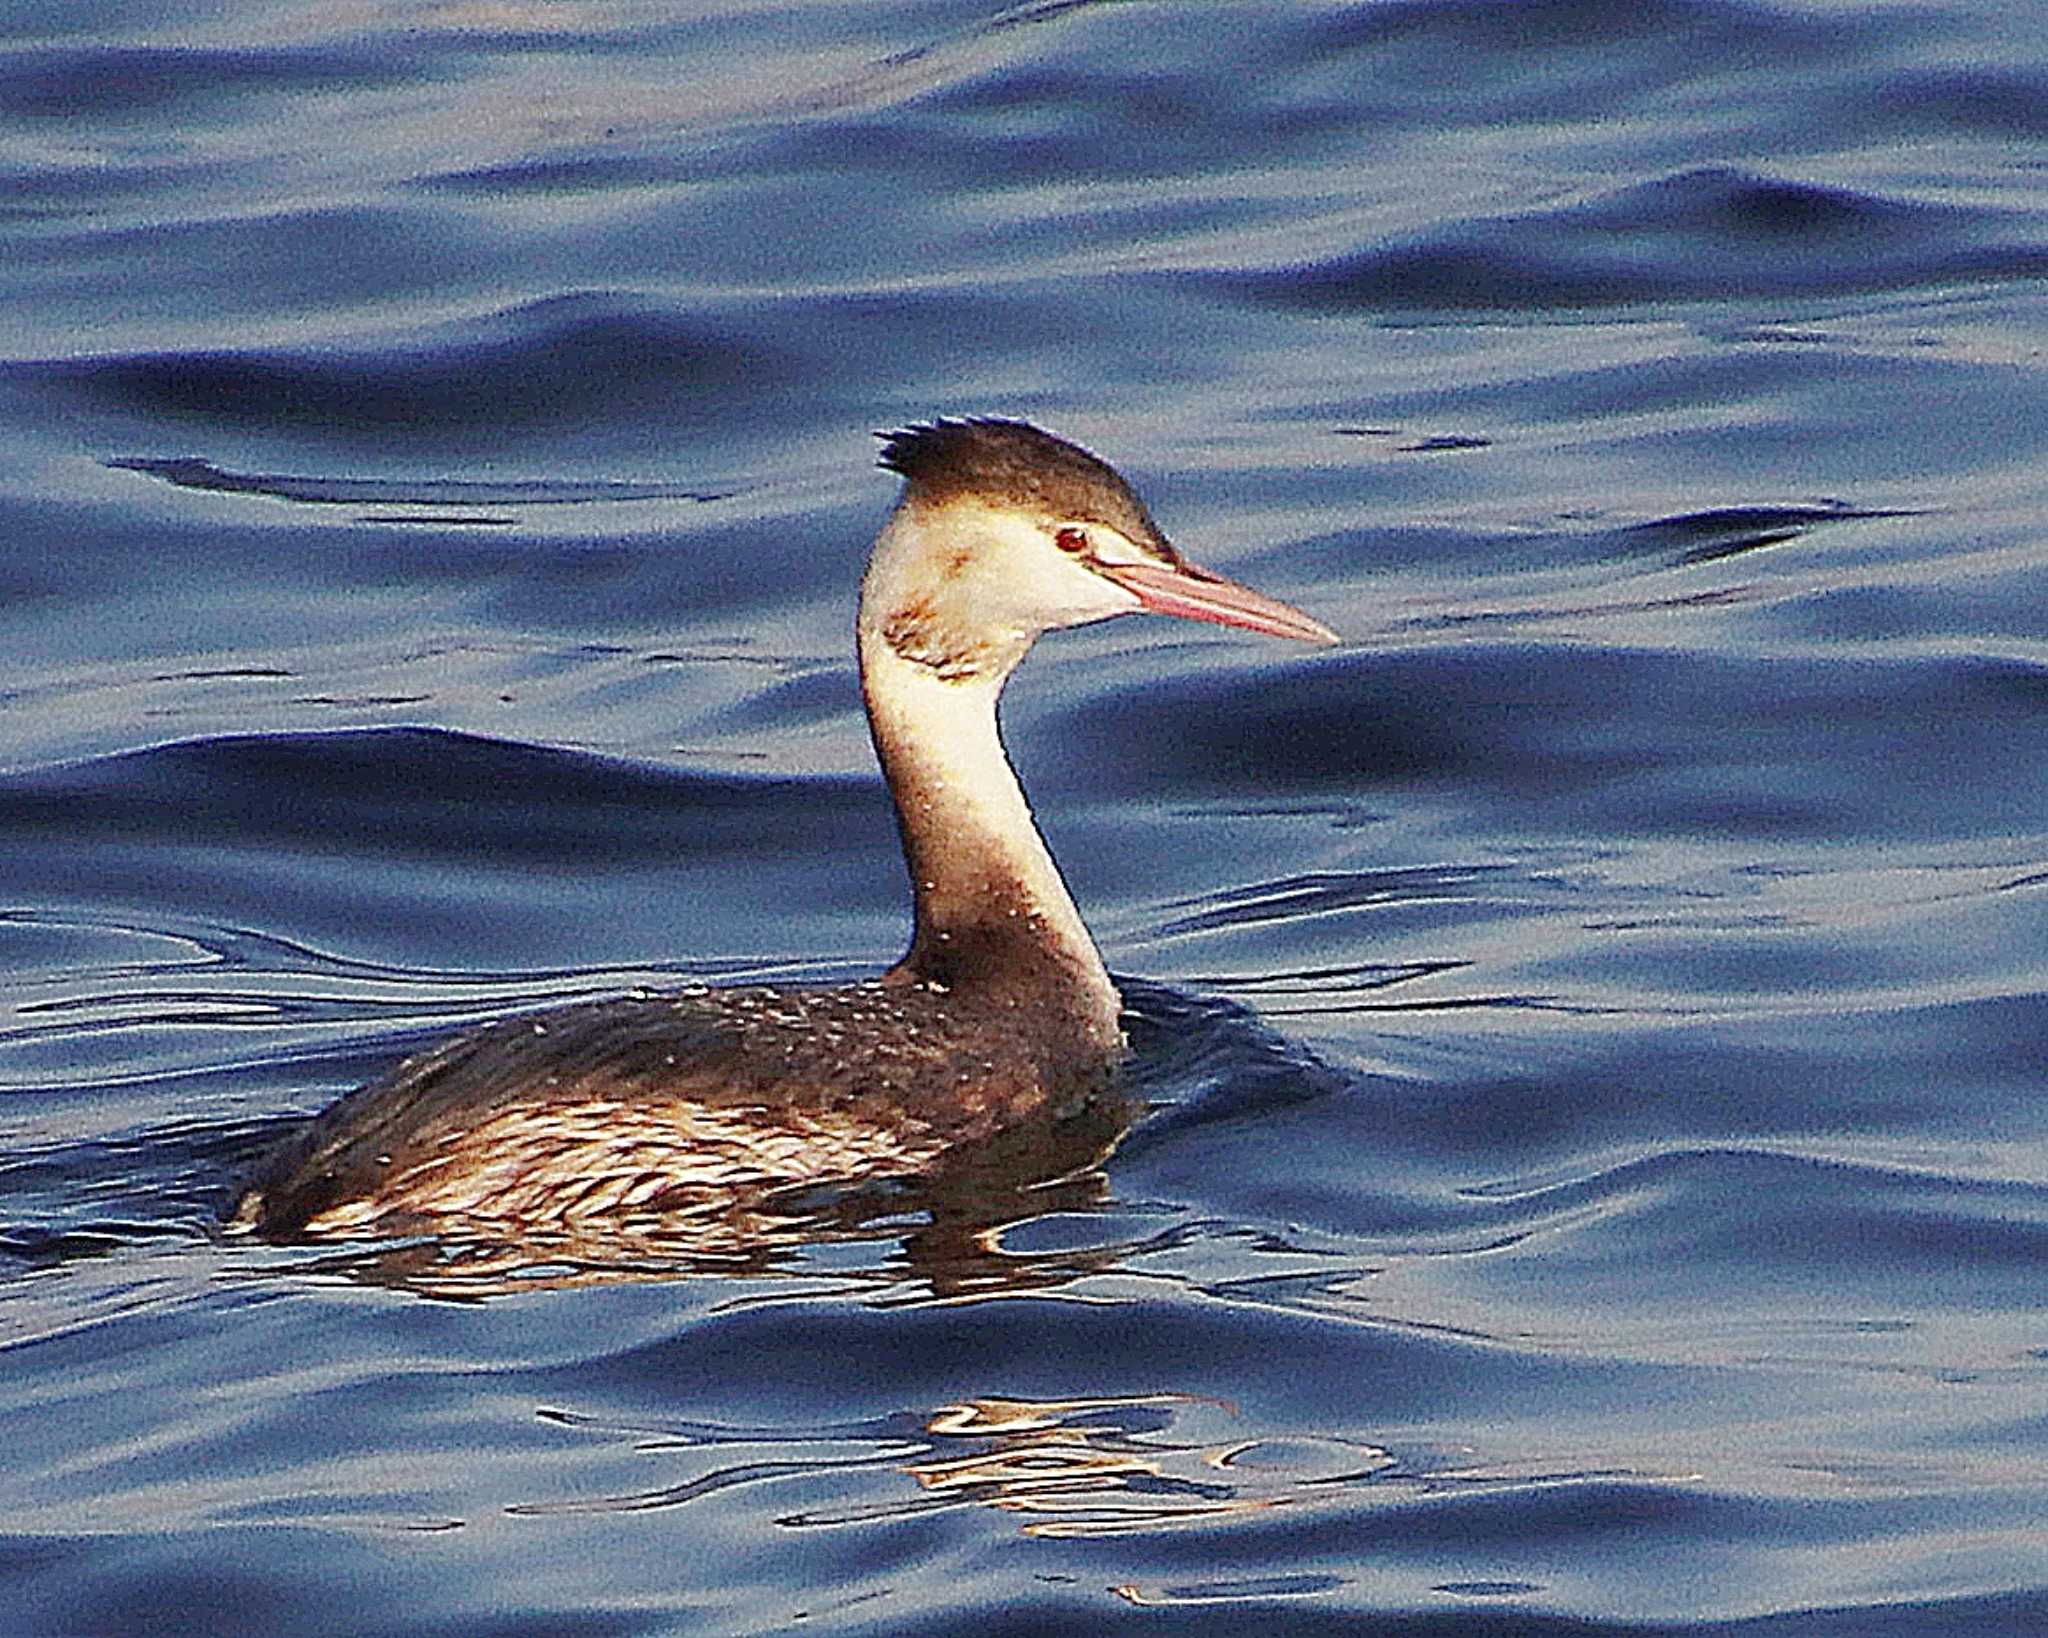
[1100,558,1339,646]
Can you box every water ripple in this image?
[1221,167,2048,313]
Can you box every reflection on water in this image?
[511,1390,1401,1539]
[507,1382,1684,1580]
[905,1394,1391,1540]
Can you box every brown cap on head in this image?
[877,418,1179,561]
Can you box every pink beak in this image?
[1101,557,1339,646]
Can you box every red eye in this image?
[1054,526,1089,555]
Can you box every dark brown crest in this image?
[876,418,1178,559]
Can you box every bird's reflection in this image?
[899,1394,1363,1538]
[513,1390,1396,1536]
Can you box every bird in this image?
[230,418,1336,1243]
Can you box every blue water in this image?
[4,1,2048,1631]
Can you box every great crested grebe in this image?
[232,419,1336,1241]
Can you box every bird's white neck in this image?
[857,587,1123,1052]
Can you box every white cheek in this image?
[963,530,1134,629]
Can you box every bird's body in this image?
[231,419,1334,1242]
